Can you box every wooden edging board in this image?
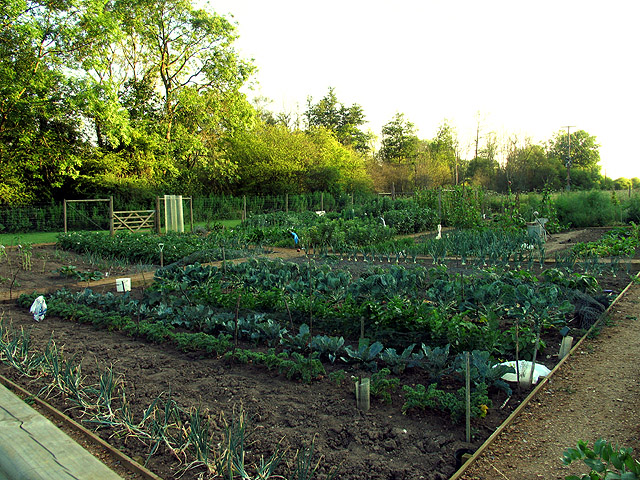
[448,272,639,480]
[0,373,164,480]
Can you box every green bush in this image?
[555,190,617,227]
[623,193,640,224]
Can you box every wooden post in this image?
[321,192,324,211]
[189,197,194,232]
[155,196,161,234]
[285,193,289,213]
[109,196,114,236]
[63,200,67,233]
[351,194,355,219]
[465,352,471,443]
[243,195,247,223]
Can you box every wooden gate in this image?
[112,210,156,233]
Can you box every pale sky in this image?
[211,0,640,179]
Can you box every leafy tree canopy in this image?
[227,122,371,195]
[304,87,373,154]
[378,113,419,164]
[547,129,601,170]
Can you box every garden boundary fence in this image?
[63,197,193,234]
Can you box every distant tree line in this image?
[1,0,637,206]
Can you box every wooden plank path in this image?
[0,383,124,480]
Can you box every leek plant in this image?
[0,323,42,377]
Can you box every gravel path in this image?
[457,282,640,480]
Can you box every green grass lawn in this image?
[0,220,242,246]
[0,231,59,246]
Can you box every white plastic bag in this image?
[29,295,47,322]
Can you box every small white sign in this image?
[116,278,131,292]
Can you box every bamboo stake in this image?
[528,327,542,387]
[515,319,521,394]
[465,351,471,443]
[283,296,294,330]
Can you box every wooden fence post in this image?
[109,196,114,235]
[155,196,161,233]
[63,200,67,233]
[243,195,247,223]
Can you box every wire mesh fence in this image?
[0,192,371,234]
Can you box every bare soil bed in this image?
[0,228,637,480]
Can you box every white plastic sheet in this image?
[499,360,551,385]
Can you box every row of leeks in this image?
[303,229,547,269]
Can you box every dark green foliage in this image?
[172,332,232,356]
[401,382,491,422]
[225,349,325,383]
[555,191,617,228]
[281,324,311,353]
[563,439,640,480]
[370,368,400,404]
[58,231,253,265]
[379,344,417,374]
[624,195,640,223]
[413,344,451,383]
[572,226,640,257]
[133,322,174,343]
[382,204,438,234]
[311,335,345,364]
[453,350,515,396]
[342,338,384,371]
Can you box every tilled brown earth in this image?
[0,305,495,480]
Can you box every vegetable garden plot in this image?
[1,225,638,479]
[6,246,635,480]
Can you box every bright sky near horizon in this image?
[211,0,639,179]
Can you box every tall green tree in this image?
[304,87,373,154]
[428,122,458,184]
[548,129,600,170]
[76,0,255,194]
[466,132,500,188]
[547,129,601,189]
[378,113,418,164]
[0,0,98,203]
[503,143,563,192]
